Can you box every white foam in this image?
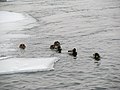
[0,57,59,75]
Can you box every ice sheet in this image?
[0,11,25,23]
[0,57,59,75]
[0,11,37,35]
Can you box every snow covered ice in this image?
[0,57,59,75]
[0,11,25,23]
[0,11,37,35]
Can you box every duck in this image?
[50,41,60,49]
[57,45,62,53]
[19,44,26,49]
[50,41,62,53]
[54,41,60,49]
[68,48,77,57]
[93,53,100,61]
[54,41,60,46]
[50,45,55,49]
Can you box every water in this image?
[0,0,120,90]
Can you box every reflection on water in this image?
[94,61,101,67]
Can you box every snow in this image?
[0,11,37,35]
[0,57,59,75]
[0,11,25,23]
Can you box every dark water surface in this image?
[0,0,120,90]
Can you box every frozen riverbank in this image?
[0,11,37,36]
[0,57,59,75]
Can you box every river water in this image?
[0,0,120,90]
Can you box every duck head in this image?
[54,41,60,46]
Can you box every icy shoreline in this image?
[0,11,37,36]
[0,57,59,75]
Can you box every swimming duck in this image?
[54,41,60,46]
[57,45,62,53]
[50,41,61,49]
[50,45,55,49]
[54,41,60,49]
[68,48,77,57]
[19,44,26,49]
[93,53,100,61]
[50,41,62,53]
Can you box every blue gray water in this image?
[0,0,120,90]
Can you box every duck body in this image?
[93,53,100,61]
[68,48,77,57]
[57,45,62,53]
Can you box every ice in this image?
[0,11,37,35]
[0,57,59,75]
[0,11,25,23]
